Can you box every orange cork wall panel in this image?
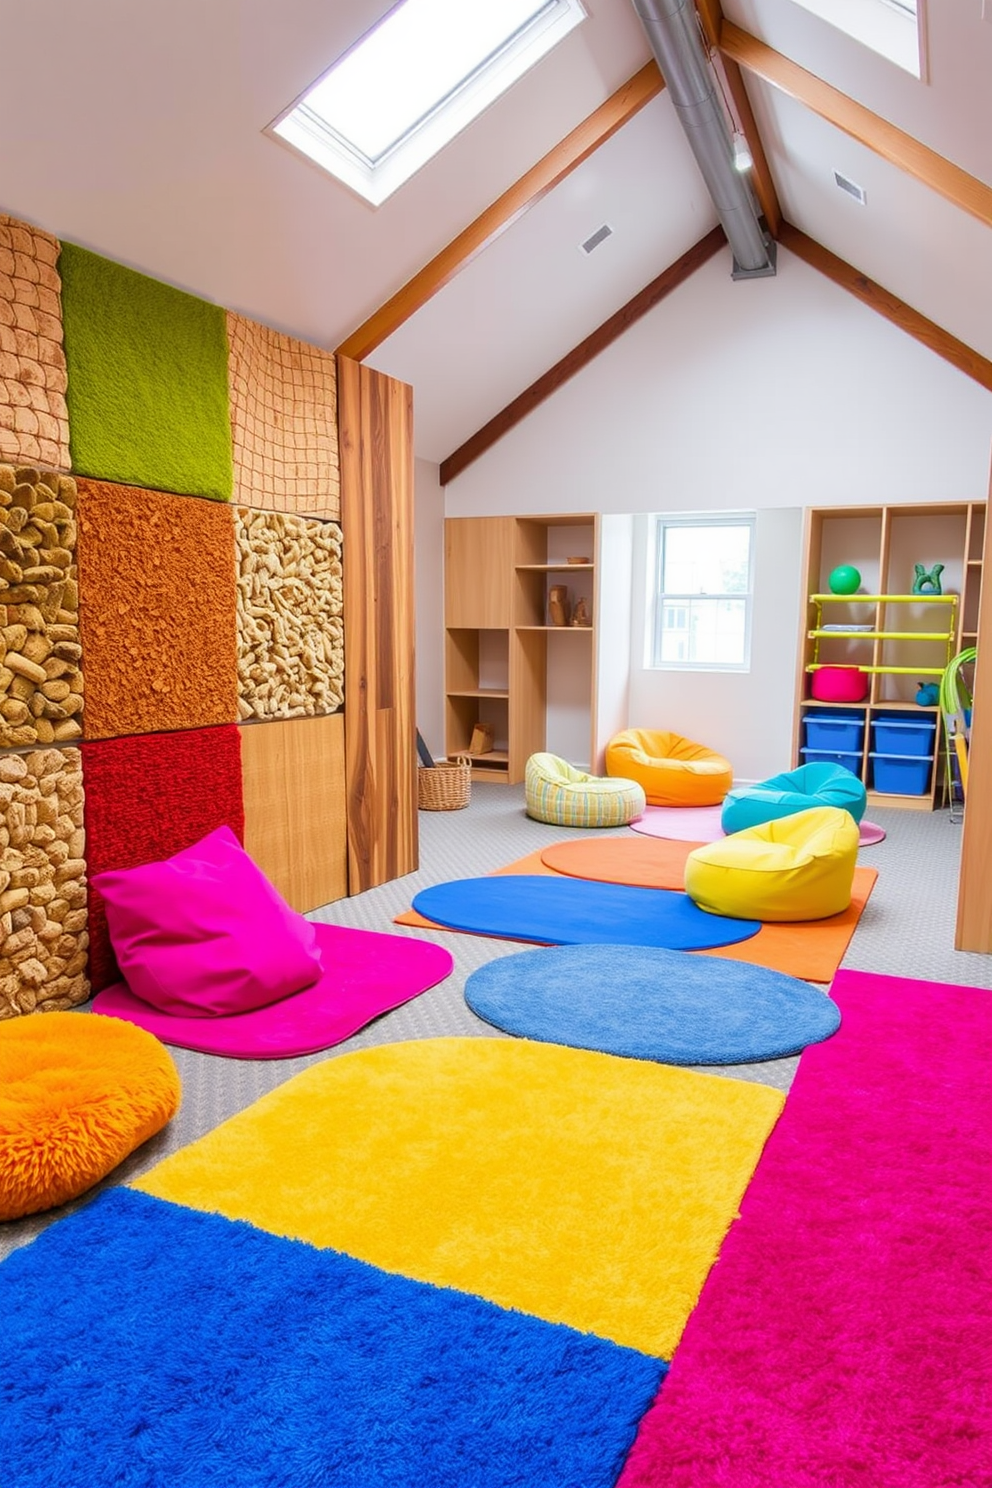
[0,216,70,472]
[76,480,238,738]
[227,312,340,519]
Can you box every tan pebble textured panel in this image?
[227,312,340,519]
[76,479,239,738]
[0,747,88,1019]
[0,464,82,750]
[0,216,70,472]
[234,507,343,721]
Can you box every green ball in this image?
[829,565,861,595]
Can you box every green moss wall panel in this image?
[59,244,232,502]
[76,479,238,738]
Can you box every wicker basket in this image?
[418,755,472,811]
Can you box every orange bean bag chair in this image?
[605,729,733,808]
[0,1012,180,1221]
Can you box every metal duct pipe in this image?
[631,0,774,277]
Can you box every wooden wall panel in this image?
[337,356,418,893]
[240,714,348,914]
[956,458,992,951]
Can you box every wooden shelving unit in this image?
[794,503,985,811]
[444,514,598,783]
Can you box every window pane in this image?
[307,0,553,162]
[662,525,750,596]
[658,598,747,666]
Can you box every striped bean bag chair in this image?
[525,753,646,828]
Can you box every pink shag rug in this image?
[630,806,885,846]
[617,968,992,1488]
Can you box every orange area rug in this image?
[396,840,877,984]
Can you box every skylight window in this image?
[270,0,587,206]
[787,0,924,78]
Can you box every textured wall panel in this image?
[77,480,238,738]
[0,464,81,750]
[59,243,232,501]
[0,216,70,472]
[241,714,348,912]
[234,507,343,721]
[227,313,339,519]
[81,725,245,992]
[0,747,88,1019]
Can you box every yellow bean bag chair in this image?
[605,729,733,807]
[525,753,646,828]
[684,806,859,922]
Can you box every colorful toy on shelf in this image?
[940,647,975,814]
[912,562,944,595]
[915,682,940,707]
[828,565,861,595]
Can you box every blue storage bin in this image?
[803,714,866,753]
[800,747,862,776]
[869,752,932,795]
[871,717,937,758]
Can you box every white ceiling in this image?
[1,0,989,467]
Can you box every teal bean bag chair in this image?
[721,761,867,836]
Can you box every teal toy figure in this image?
[912,562,944,595]
[828,564,861,595]
[915,682,940,707]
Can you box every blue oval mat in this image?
[465,944,841,1064]
[412,875,759,951]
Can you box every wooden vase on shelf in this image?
[469,722,494,755]
[549,585,570,627]
[570,597,591,627]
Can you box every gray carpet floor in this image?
[2,785,989,1260]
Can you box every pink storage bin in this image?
[810,666,869,703]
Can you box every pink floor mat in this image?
[617,967,992,1488]
[93,924,453,1059]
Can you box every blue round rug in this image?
[465,944,841,1064]
[412,875,759,951]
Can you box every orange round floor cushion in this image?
[0,1013,181,1221]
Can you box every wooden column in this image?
[338,356,418,893]
[955,454,992,950]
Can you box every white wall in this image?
[431,245,992,781]
[414,457,445,761]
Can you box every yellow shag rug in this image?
[136,1038,783,1356]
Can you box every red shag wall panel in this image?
[81,724,245,992]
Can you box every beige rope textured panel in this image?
[0,217,70,472]
[227,312,340,519]
[234,506,343,722]
[0,746,89,1019]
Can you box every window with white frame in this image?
[269,0,587,206]
[649,516,754,670]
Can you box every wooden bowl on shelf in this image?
[566,556,590,565]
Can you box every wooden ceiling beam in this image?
[779,222,992,392]
[335,60,664,362]
[721,22,992,230]
[439,225,726,485]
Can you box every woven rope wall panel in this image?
[0,217,70,472]
[0,465,81,750]
[234,507,343,721]
[81,726,245,992]
[227,313,340,519]
[0,747,88,1019]
[76,479,239,739]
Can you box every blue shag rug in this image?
[465,944,841,1064]
[412,875,760,951]
[0,1188,665,1488]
